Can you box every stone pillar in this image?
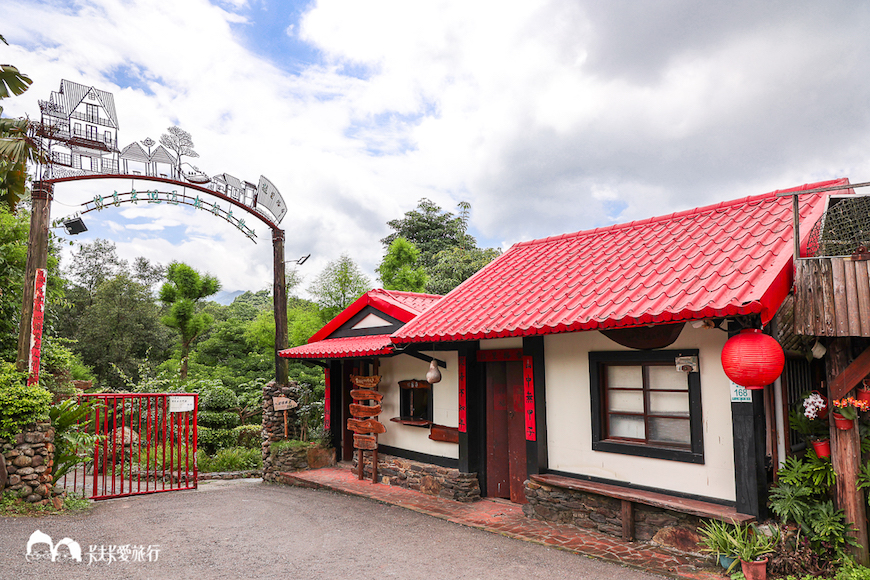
[0,422,62,506]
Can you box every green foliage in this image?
[270,438,312,455]
[778,453,836,494]
[381,198,476,271]
[0,50,39,211]
[66,239,129,299]
[698,519,739,560]
[198,410,239,430]
[38,336,94,395]
[196,446,262,473]
[835,561,870,580]
[48,397,103,483]
[0,363,51,440]
[233,424,261,448]
[769,483,815,525]
[725,523,779,563]
[377,237,428,292]
[202,386,237,411]
[427,245,501,295]
[196,426,236,454]
[0,205,28,360]
[307,254,370,320]
[1,490,91,517]
[805,501,858,555]
[159,261,221,380]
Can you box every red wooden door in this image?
[485,360,527,503]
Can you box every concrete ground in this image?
[1,478,673,580]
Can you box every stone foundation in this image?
[523,478,705,551]
[263,445,335,482]
[1,422,64,505]
[353,452,481,502]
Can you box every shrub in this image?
[202,386,237,411]
[198,410,239,430]
[270,438,311,456]
[197,426,236,454]
[196,447,262,473]
[0,363,52,441]
[233,424,261,448]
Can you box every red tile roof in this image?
[306,289,441,344]
[278,289,442,360]
[393,179,851,344]
[279,334,395,359]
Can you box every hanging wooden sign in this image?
[349,403,382,418]
[350,375,381,388]
[353,434,378,450]
[350,389,384,402]
[347,418,386,434]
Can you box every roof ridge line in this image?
[514,178,851,249]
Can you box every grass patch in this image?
[0,491,92,517]
[269,439,312,455]
[197,447,262,473]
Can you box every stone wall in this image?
[353,452,481,502]
[1,422,64,506]
[523,479,705,549]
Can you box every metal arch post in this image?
[273,228,289,385]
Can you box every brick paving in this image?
[278,465,725,580]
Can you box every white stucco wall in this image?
[544,326,736,501]
[376,352,459,460]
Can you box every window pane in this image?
[648,366,688,391]
[649,391,689,415]
[607,365,642,389]
[608,390,643,413]
[609,415,644,439]
[649,417,690,444]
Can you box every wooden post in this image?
[827,337,870,565]
[16,182,53,371]
[283,409,288,438]
[272,228,288,385]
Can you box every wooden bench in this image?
[530,474,754,541]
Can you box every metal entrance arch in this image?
[16,176,290,386]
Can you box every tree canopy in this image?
[377,237,428,292]
[307,254,370,320]
[159,262,221,380]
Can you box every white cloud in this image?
[7,0,870,293]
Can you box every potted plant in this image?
[697,519,739,573]
[831,397,869,430]
[858,377,870,403]
[789,397,830,456]
[727,523,778,580]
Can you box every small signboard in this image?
[730,381,752,403]
[273,396,296,411]
[169,395,195,413]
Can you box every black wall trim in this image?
[523,336,548,476]
[544,469,736,507]
[377,445,459,469]
[328,305,406,338]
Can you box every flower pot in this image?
[858,388,870,404]
[741,558,768,580]
[812,390,829,418]
[810,438,831,458]
[719,554,738,571]
[833,412,854,430]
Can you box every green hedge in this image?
[0,364,52,441]
[233,424,261,449]
[201,387,237,411]
[198,410,239,430]
[196,426,236,454]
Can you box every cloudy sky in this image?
[5,1,870,298]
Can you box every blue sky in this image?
[6,1,870,296]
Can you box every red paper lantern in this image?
[721,329,785,389]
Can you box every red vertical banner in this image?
[323,368,331,430]
[27,268,47,386]
[458,355,467,433]
[523,356,536,441]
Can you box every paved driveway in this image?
[1,479,666,579]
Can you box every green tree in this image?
[159,262,220,381]
[307,254,370,321]
[377,237,428,292]
[66,239,129,300]
[427,246,502,295]
[132,256,165,294]
[381,198,476,271]
[75,274,171,389]
[0,205,28,360]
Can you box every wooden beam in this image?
[829,345,870,400]
[398,349,447,368]
[621,500,635,542]
[828,338,870,565]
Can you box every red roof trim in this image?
[307,289,441,344]
[279,334,395,359]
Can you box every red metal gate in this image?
[61,393,198,500]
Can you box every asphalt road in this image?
[1,478,666,580]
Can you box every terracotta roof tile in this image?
[393,179,851,344]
